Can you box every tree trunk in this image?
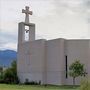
[73,77,75,85]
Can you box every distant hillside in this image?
[0,50,17,67]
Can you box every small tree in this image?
[69,60,87,85]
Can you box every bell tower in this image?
[17,6,35,82]
[18,6,35,44]
[18,22,35,43]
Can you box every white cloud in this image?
[0,0,89,50]
[0,43,17,51]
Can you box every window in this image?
[65,55,68,78]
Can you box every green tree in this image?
[0,67,3,76]
[4,68,14,83]
[69,60,87,85]
[0,67,3,73]
[3,60,19,84]
[0,67,4,82]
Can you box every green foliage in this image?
[80,78,90,90]
[24,78,41,85]
[0,67,3,73]
[0,67,3,77]
[3,60,19,84]
[0,60,19,84]
[0,67,4,83]
[69,60,87,85]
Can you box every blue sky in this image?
[0,0,90,51]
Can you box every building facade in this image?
[17,21,90,85]
[17,6,90,85]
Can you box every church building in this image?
[17,6,90,85]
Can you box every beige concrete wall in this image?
[46,38,66,85]
[66,39,90,85]
[17,39,46,84]
[88,41,90,77]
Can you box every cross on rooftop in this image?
[22,6,33,23]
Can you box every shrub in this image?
[24,79,41,85]
[80,78,90,90]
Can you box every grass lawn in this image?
[0,84,79,90]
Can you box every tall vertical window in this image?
[65,55,68,78]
